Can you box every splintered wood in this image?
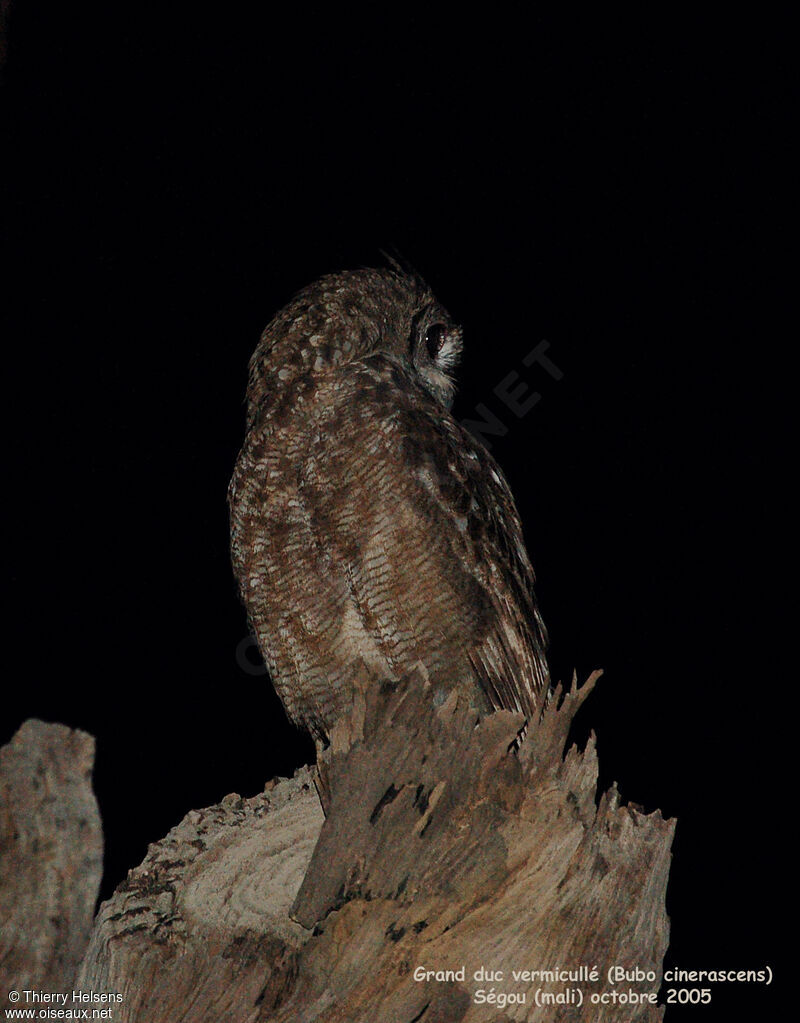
[66,670,673,1022]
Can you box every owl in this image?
[229,267,550,748]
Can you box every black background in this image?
[1,6,788,1019]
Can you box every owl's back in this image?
[230,316,549,745]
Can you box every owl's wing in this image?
[298,354,549,721]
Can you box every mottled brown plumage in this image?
[229,268,549,746]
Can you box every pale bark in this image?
[69,670,674,1022]
[0,720,103,1002]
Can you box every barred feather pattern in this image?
[229,268,550,746]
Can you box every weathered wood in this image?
[74,670,674,1022]
[282,671,673,1022]
[76,766,323,1019]
[0,719,103,1002]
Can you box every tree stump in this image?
[0,720,102,1003]
[72,670,674,1022]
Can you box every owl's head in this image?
[247,267,463,418]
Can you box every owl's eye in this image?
[424,323,447,360]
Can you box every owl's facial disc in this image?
[410,308,463,409]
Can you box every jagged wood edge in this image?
[72,668,673,1022]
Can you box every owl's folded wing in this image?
[298,355,550,722]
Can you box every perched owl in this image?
[229,267,550,747]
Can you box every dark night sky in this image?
[1,7,789,1018]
